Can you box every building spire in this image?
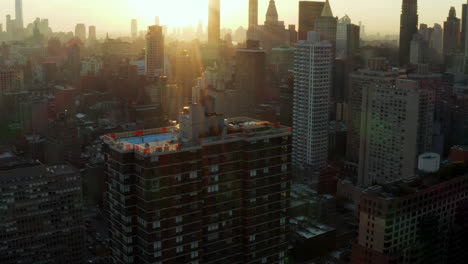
[265,0,279,24]
[320,0,334,17]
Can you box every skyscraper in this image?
[346,24,360,57]
[131,19,138,39]
[249,0,258,29]
[292,32,332,171]
[265,0,279,25]
[432,23,443,55]
[104,106,291,264]
[347,59,398,164]
[88,25,96,43]
[15,0,23,30]
[315,0,338,54]
[208,0,220,47]
[399,0,418,65]
[443,7,461,56]
[74,23,86,42]
[298,1,325,41]
[336,15,351,57]
[235,42,267,106]
[145,25,165,77]
[251,0,290,51]
[357,78,435,185]
[462,2,468,51]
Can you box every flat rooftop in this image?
[364,162,467,199]
[104,117,291,155]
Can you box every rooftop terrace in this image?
[103,118,291,156]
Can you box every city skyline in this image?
[2,0,468,36]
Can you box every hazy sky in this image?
[1,0,467,36]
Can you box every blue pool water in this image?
[123,133,176,144]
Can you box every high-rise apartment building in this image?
[208,0,220,47]
[0,155,85,264]
[75,23,86,42]
[351,168,468,264]
[145,25,165,77]
[357,78,435,185]
[443,7,461,56]
[298,1,325,41]
[131,19,138,39]
[249,0,258,29]
[347,59,399,165]
[399,0,418,65]
[292,32,332,171]
[104,105,291,264]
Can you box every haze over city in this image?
[1,0,468,264]
[2,0,468,35]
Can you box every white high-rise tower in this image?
[292,31,332,172]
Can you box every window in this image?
[176,226,183,233]
[153,221,160,228]
[208,232,219,241]
[263,167,269,174]
[208,224,219,231]
[176,236,183,243]
[175,174,182,182]
[176,246,183,253]
[190,171,198,179]
[281,164,288,172]
[154,241,161,250]
[212,175,219,182]
[250,170,257,177]
[191,251,199,258]
[208,185,219,193]
[262,257,267,263]
[176,216,183,223]
[154,251,162,258]
[280,217,286,225]
[210,165,219,173]
[249,235,256,242]
[152,179,160,189]
[123,236,133,243]
[191,241,198,249]
[279,251,285,258]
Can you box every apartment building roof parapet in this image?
[362,162,467,200]
[103,118,292,156]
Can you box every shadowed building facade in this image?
[298,1,325,41]
[399,0,418,65]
